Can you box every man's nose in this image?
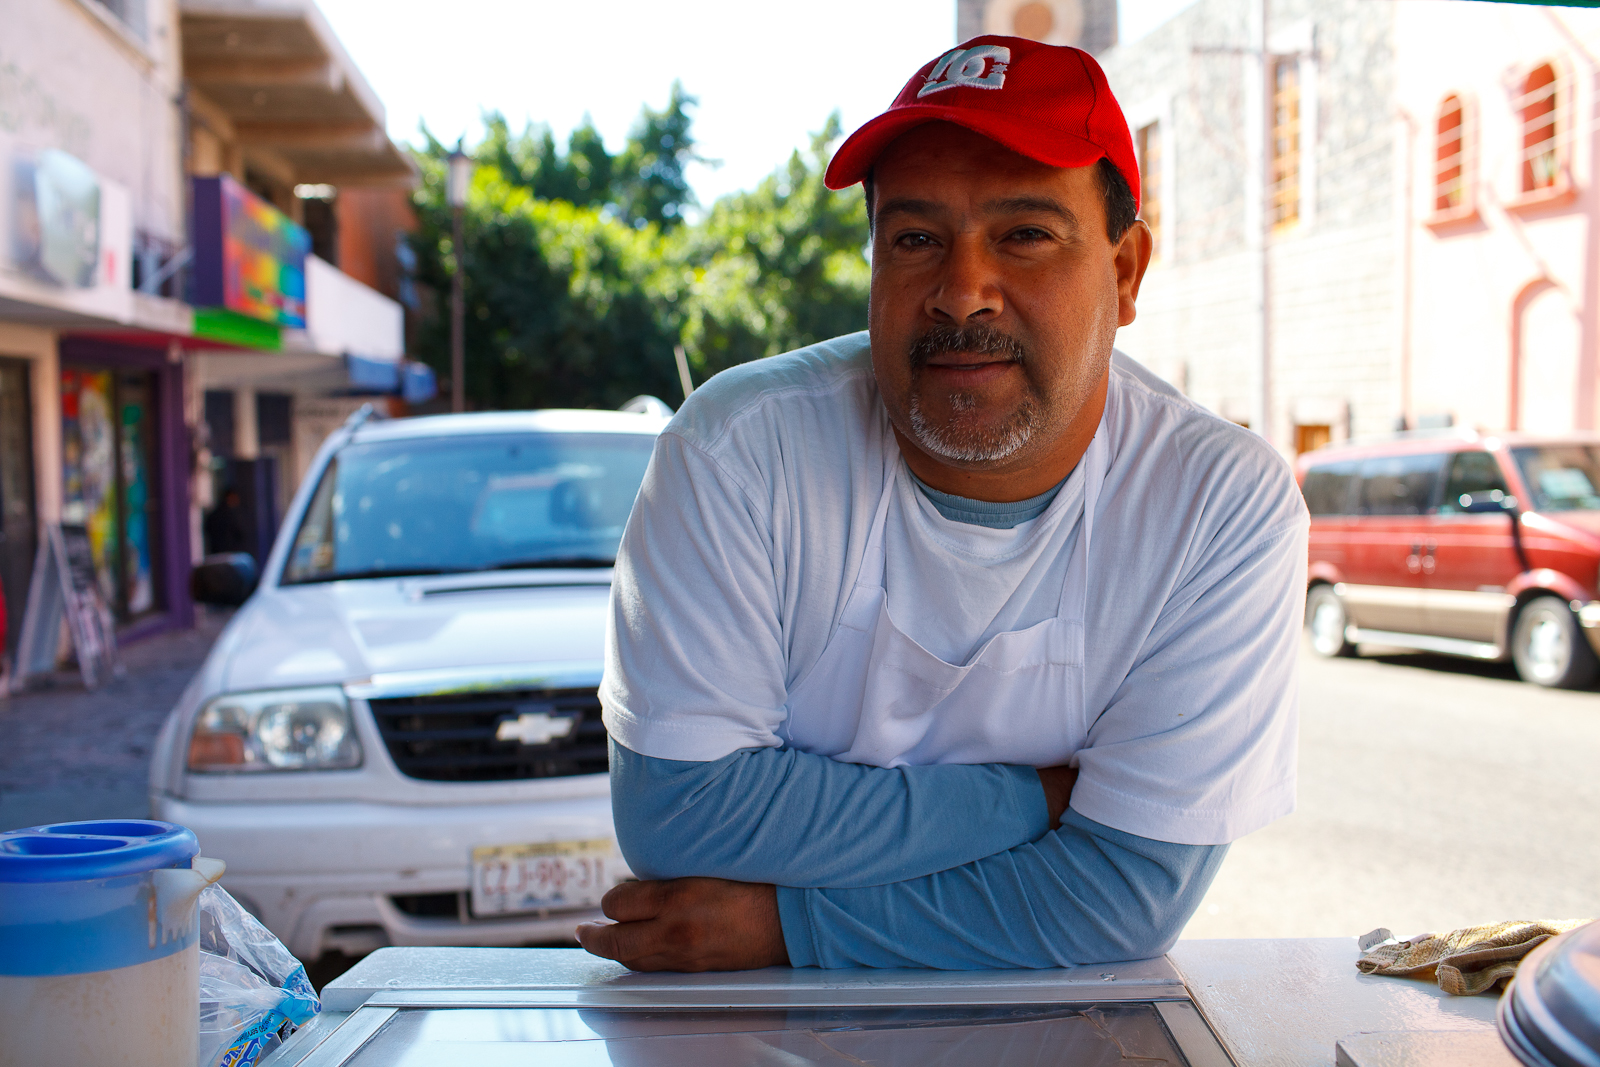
[925,238,1002,324]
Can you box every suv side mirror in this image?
[1459,491,1519,514]
[191,553,259,607]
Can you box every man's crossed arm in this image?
[610,740,1069,886]
[575,742,1223,971]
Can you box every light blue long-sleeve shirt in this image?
[610,740,1227,968]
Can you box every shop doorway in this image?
[60,366,164,623]
[0,357,37,659]
[201,390,285,566]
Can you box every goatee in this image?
[906,324,1038,463]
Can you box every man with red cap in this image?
[579,37,1308,971]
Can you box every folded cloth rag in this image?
[1356,920,1593,996]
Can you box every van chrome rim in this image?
[1310,596,1346,656]
[1522,607,1570,683]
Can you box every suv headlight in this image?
[188,686,362,772]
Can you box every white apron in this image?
[782,430,1110,768]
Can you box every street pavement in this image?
[4,617,1595,948]
[1181,644,1600,941]
[0,609,231,832]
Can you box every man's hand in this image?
[575,877,790,972]
[1038,765,1079,829]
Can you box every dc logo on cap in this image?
[918,45,1011,98]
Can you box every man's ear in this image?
[1115,219,1154,328]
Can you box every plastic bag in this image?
[196,884,321,1067]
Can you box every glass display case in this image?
[262,940,1525,1066]
[262,949,1234,1066]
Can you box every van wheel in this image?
[1511,596,1600,689]
[1306,585,1356,658]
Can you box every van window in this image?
[1438,451,1509,514]
[1301,461,1358,516]
[1357,453,1446,515]
[1512,445,1600,512]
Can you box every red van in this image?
[1296,431,1600,688]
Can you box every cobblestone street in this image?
[0,609,232,832]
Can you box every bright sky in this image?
[315,0,1198,208]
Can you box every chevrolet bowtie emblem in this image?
[495,711,577,746]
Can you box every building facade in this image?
[177,0,424,565]
[1395,3,1600,436]
[963,0,1600,459]
[1096,0,1402,455]
[0,0,195,649]
[0,0,422,670]
[957,0,1118,54]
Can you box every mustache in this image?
[908,324,1027,368]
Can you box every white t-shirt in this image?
[601,331,1308,845]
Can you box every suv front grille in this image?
[367,687,608,782]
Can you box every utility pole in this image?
[1247,0,1274,447]
[674,345,695,401]
[1197,0,1287,447]
[446,144,474,413]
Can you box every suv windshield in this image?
[282,432,656,584]
[1512,445,1600,512]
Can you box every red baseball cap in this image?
[824,35,1140,211]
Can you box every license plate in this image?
[470,838,622,917]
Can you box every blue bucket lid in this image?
[0,820,198,882]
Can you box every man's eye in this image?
[895,232,936,249]
[1011,227,1051,243]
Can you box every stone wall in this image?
[1099,0,1402,452]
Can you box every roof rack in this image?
[341,402,385,432]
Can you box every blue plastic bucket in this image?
[0,820,206,1067]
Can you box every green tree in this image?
[478,113,615,209]
[473,83,699,228]
[615,82,701,230]
[407,103,869,410]
[409,130,683,410]
[673,114,869,379]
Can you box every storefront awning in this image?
[346,352,398,392]
[344,355,436,403]
[180,0,414,187]
[189,348,435,403]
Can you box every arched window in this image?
[1434,94,1468,213]
[1519,63,1560,193]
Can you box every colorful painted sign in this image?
[191,175,310,328]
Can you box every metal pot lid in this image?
[1500,920,1600,1067]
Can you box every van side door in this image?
[1339,452,1449,635]
[1302,460,1360,579]
[1426,450,1519,646]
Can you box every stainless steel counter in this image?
[259,938,1517,1066]
[1168,939,1510,1066]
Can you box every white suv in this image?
[149,406,665,960]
